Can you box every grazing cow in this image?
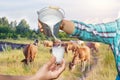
[21,40,39,64]
[69,46,90,72]
[43,40,53,47]
[86,42,100,53]
[67,42,79,54]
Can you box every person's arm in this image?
[0,75,33,80]
[0,57,65,80]
[60,19,118,44]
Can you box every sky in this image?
[0,0,120,30]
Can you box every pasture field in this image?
[0,39,117,80]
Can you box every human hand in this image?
[38,19,64,34]
[38,19,75,35]
[38,19,44,32]
[60,20,75,34]
[34,56,66,80]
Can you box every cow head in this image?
[69,48,81,71]
[69,62,75,71]
[69,55,78,71]
[34,39,39,46]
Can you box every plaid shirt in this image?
[71,18,120,80]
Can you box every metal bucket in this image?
[37,6,65,39]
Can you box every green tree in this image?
[9,20,17,31]
[0,17,9,27]
[58,32,68,38]
[16,19,30,37]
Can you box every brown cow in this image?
[86,42,100,53]
[21,40,38,64]
[67,42,79,54]
[43,40,53,47]
[69,45,90,72]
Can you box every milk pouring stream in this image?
[40,15,61,40]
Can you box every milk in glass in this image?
[52,46,65,64]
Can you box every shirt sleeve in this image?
[70,20,118,44]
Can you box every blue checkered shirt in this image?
[71,18,120,80]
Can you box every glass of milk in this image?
[52,45,65,64]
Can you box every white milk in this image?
[41,15,61,40]
[52,46,65,64]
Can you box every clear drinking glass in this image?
[52,45,65,64]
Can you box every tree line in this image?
[0,17,70,40]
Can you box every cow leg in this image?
[30,57,32,62]
[91,48,94,54]
[65,47,68,56]
[81,61,86,72]
[87,59,90,71]
[26,54,31,65]
[95,48,99,53]
[30,53,36,62]
[81,61,83,71]
[26,59,30,65]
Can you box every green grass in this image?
[0,40,117,80]
[86,44,117,80]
